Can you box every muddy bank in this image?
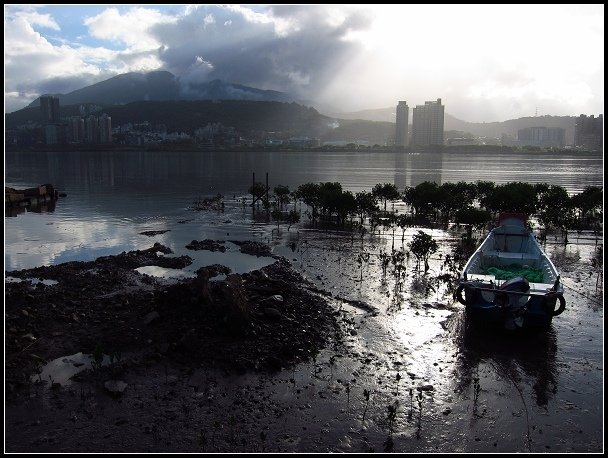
[5,243,341,392]
[4,231,604,453]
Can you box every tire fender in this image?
[455,284,468,306]
[544,292,566,316]
[552,294,566,316]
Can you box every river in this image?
[4,148,604,452]
[4,149,603,271]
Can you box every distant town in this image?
[6,95,603,153]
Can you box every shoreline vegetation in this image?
[252,180,603,244]
[5,143,601,155]
[5,175,603,452]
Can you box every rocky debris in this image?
[143,311,160,325]
[139,230,171,237]
[192,193,224,211]
[195,264,231,278]
[231,240,273,257]
[185,239,226,252]
[104,380,127,395]
[5,245,341,393]
[262,294,284,304]
[263,307,282,320]
[417,384,434,392]
[153,257,341,371]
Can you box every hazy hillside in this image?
[101,100,330,135]
[325,107,397,123]
[320,120,394,145]
[444,114,576,145]
[326,107,577,145]
[5,103,106,127]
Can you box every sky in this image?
[4,4,604,122]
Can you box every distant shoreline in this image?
[4,143,601,155]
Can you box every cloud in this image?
[6,5,372,111]
[4,15,105,110]
[4,5,60,30]
[4,6,174,112]
[84,6,177,51]
[152,5,371,100]
[4,4,603,120]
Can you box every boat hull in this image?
[455,213,566,330]
[457,282,565,329]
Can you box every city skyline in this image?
[4,4,604,122]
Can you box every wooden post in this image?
[251,172,255,208]
[266,172,269,206]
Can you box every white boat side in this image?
[461,223,563,296]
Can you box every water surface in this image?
[4,149,603,271]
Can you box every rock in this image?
[264,294,284,303]
[166,375,179,386]
[232,240,272,257]
[177,329,199,350]
[417,384,434,391]
[143,311,160,325]
[104,380,127,394]
[265,355,282,371]
[186,239,226,252]
[139,230,170,237]
[263,308,282,320]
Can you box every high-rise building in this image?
[85,115,99,143]
[517,126,565,148]
[40,95,60,124]
[411,98,444,146]
[67,117,85,143]
[395,101,409,147]
[99,114,112,143]
[574,114,603,151]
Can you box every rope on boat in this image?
[560,280,603,307]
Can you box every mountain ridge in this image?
[10,70,578,144]
[25,70,295,110]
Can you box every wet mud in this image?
[4,226,603,453]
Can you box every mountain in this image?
[8,71,577,145]
[325,107,577,145]
[319,119,394,146]
[24,71,294,110]
[443,113,576,145]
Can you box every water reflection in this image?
[31,352,111,387]
[393,152,443,191]
[450,312,558,407]
[5,200,57,218]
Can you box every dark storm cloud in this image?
[150,5,372,99]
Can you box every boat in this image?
[454,212,565,330]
